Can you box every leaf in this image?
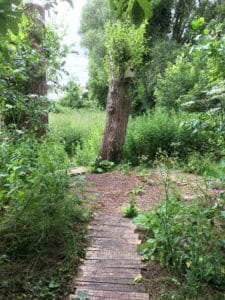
[186,260,192,268]
[137,0,152,19]
[109,0,116,10]
[7,15,19,35]
[49,280,60,289]
[191,17,205,30]
[0,173,8,178]
[0,16,7,36]
[131,0,145,25]
[221,211,225,219]
[134,274,143,283]
[96,167,104,173]
[12,0,22,5]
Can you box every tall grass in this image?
[124,109,214,165]
[49,107,105,165]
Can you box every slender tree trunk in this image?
[4,3,48,136]
[26,3,48,137]
[100,78,132,163]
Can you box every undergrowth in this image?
[0,133,91,299]
[124,109,223,165]
[49,107,104,158]
[134,159,225,299]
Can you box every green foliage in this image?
[191,17,205,30]
[122,195,139,218]
[59,80,83,109]
[75,123,104,167]
[134,180,225,296]
[0,134,90,298]
[0,14,67,133]
[95,160,115,173]
[155,21,225,113]
[155,55,201,110]
[132,38,179,113]
[80,0,113,108]
[109,0,160,25]
[0,0,22,37]
[183,152,221,178]
[104,20,146,80]
[124,109,214,165]
[49,108,105,157]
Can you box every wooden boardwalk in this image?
[69,215,149,300]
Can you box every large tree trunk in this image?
[100,78,132,163]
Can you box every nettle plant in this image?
[104,20,146,80]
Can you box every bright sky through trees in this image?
[54,0,88,86]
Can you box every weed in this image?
[129,187,146,195]
[0,134,91,299]
[134,158,225,298]
[49,108,104,159]
[95,159,115,173]
[116,161,132,175]
[122,195,139,218]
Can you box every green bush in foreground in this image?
[0,134,89,299]
[134,186,225,298]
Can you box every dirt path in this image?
[69,170,208,299]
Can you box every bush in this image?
[59,80,83,109]
[123,109,219,165]
[0,134,89,298]
[134,192,225,297]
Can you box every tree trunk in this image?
[4,3,48,136]
[100,78,132,163]
[26,3,48,137]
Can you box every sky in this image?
[47,0,88,87]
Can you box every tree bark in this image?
[100,78,132,163]
[26,3,48,137]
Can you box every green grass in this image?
[49,107,105,165]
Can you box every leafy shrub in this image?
[122,195,139,218]
[154,56,201,110]
[95,159,115,173]
[59,80,84,109]
[124,109,214,165]
[0,134,90,298]
[134,195,225,296]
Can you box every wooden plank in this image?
[91,237,139,246]
[70,289,149,300]
[83,259,145,269]
[76,276,135,285]
[72,213,148,299]
[80,265,141,275]
[75,281,146,293]
[71,289,149,300]
[86,250,140,260]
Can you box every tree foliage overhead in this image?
[104,20,146,80]
[109,0,160,25]
[80,0,113,108]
